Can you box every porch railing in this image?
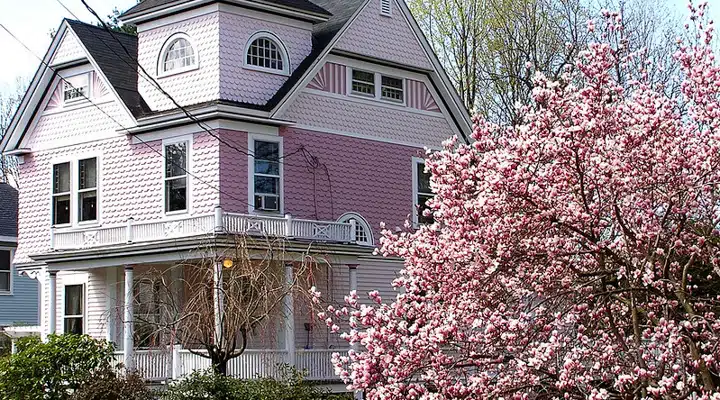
[113,348,347,382]
[52,207,356,250]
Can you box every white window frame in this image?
[0,248,14,295]
[163,135,193,216]
[157,33,199,78]
[347,67,405,105]
[62,72,91,106]
[50,154,103,228]
[62,282,86,335]
[337,213,374,246]
[248,133,284,214]
[412,157,433,226]
[380,0,392,16]
[243,31,290,76]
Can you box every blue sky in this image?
[0,0,717,96]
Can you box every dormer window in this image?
[244,32,289,75]
[158,34,197,76]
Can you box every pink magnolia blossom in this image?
[320,3,720,399]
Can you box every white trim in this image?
[0,248,14,295]
[247,133,284,215]
[0,236,17,243]
[61,281,86,335]
[49,152,103,228]
[162,134,194,216]
[304,88,438,118]
[243,31,291,76]
[337,213,374,246]
[293,123,438,150]
[130,119,279,144]
[157,33,200,78]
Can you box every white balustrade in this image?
[113,350,170,381]
[297,349,347,380]
[53,212,354,250]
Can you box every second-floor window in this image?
[252,139,281,212]
[53,162,71,225]
[78,158,97,222]
[413,159,433,225]
[0,250,10,293]
[165,141,188,213]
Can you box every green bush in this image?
[0,334,115,400]
[71,368,154,400]
[162,365,351,400]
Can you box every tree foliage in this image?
[319,3,720,398]
[0,334,115,400]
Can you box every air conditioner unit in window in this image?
[255,195,279,211]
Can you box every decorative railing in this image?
[52,207,356,250]
[113,348,347,382]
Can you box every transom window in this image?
[244,32,289,75]
[159,35,197,75]
[252,139,281,212]
[349,68,405,104]
[0,250,10,293]
[413,159,433,225]
[337,213,374,246]
[64,284,84,335]
[164,141,189,213]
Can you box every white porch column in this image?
[213,261,224,347]
[348,264,363,400]
[48,271,57,335]
[123,265,135,371]
[284,262,295,366]
[105,267,117,343]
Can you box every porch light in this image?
[222,258,234,268]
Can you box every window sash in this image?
[64,284,84,334]
[164,142,188,213]
[246,38,284,71]
[381,76,404,102]
[163,38,196,72]
[351,69,376,96]
[253,140,281,211]
[78,158,98,222]
[0,250,10,292]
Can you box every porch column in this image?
[348,264,363,400]
[48,271,57,335]
[105,267,117,343]
[214,261,224,347]
[284,262,295,366]
[123,265,135,371]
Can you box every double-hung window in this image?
[381,76,404,102]
[0,250,10,293]
[78,158,98,222]
[253,139,281,212]
[165,141,189,213]
[350,68,404,103]
[64,284,84,334]
[351,69,375,97]
[413,159,433,225]
[53,162,71,225]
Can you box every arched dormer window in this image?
[243,32,289,75]
[158,33,197,76]
[338,213,374,246]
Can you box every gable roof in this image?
[0,184,18,238]
[123,0,331,20]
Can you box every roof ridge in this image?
[64,18,138,38]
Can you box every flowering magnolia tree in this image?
[316,3,720,399]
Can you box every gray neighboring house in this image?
[0,182,39,328]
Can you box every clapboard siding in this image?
[0,265,39,326]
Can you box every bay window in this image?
[165,141,188,213]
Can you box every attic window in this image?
[63,73,89,104]
[244,32,289,75]
[159,34,197,76]
[380,0,392,16]
[337,213,374,246]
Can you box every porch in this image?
[112,348,346,382]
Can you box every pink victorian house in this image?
[1,0,469,387]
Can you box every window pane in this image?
[255,195,279,211]
[417,162,431,193]
[254,176,279,195]
[165,142,187,178]
[65,285,83,316]
[53,163,70,193]
[0,271,8,292]
[353,70,374,83]
[53,194,71,225]
[79,158,97,190]
[79,190,97,222]
[381,76,404,101]
[352,70,375,96]
[64,318,83,335]
[164,38,195,72]
[254,160,279,175]
[254,141,279,161]
[247,37,283,71]
[0,250,9,271]
[166,177,187,212]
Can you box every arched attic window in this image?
[158,33,197,76]
[243,32,290,75]
[338,213,374,246]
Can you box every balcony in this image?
[51,207,359,250]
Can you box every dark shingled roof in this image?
[123,0,331,18]
[0,183,18,238]
[66,20,150,117]
[66,0,366,117]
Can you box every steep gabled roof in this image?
[0,184,18,239]
[123,0,331,20]
[66,20,150,117]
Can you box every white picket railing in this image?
[113,348,345,382]
[52,208,355,250]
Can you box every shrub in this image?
[71,368,154,400]
[162,365,350,400]
[0,334,114,400]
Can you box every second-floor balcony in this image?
[51,207,359,251]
